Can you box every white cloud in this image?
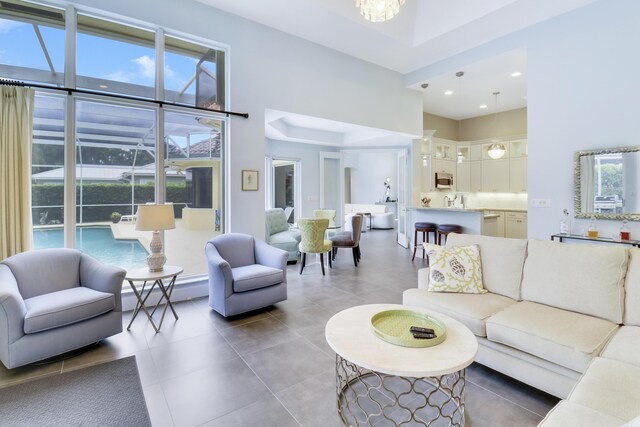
[0,19,25,34]
[133,55,155,79]
[104,71,131,83]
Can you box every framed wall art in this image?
[242,170,258,191]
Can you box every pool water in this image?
[34,226,149,270]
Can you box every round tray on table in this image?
[370,309,447,348]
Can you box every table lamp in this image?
[135,204,175,272]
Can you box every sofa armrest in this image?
[0,265,27,350]
[205,242,234,298]
[418,268,430,290]
[255,239,288,276]
[79,255,126,312]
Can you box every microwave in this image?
[435,172,454,189]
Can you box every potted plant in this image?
[110,212,122,223]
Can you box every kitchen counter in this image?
[409,207,484,236]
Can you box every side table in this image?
[325,304,478,426]
[126,265,183,333]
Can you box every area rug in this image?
[0,356,151,427]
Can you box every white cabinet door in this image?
[470,161,482,193]
[481,159,509,192]
[457,161,470,192]
[470,145,483,161]
[434,159,456,175]
[510,157,527,193]
[434,142,456,161]
[485,210,505,237]
[505,212,528,238]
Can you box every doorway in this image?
[268,158,301,223]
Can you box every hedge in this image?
[32,183,189,224]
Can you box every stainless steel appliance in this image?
[435,172,454,189]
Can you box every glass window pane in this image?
[164,110,225,277]
[75,99,156,270]
[165,35,225,109]
[0,1,65,86]
[32,94,65,248]
[77,14,155,98]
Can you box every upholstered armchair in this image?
[206,233,288,317]
[298,218,332,275]
[0,248,125,369]
[265,208,301,262]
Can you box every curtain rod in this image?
[0,79,249,119]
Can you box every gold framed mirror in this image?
[575,146,640,221]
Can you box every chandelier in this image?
[355,0,405,23]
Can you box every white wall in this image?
[407,0,640,239]
[345,150,399,204]
[62,0,423,238]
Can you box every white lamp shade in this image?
[135,204,176,231]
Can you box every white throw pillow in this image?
[623,416,640,427]
[424,243,487,294]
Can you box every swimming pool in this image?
[33,226,149,270]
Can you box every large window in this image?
[0,1,65,85]
[12,2,229,278]
[77,14,155,98]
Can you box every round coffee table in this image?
[325,304,477,426]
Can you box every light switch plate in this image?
[530,199,551,208]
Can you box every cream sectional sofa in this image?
[344,204,394,229]
[402,234,640,425]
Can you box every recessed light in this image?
[511,72,522,77]
[480,104,488,109]
[444,90,453,95]
[99,84,108,89]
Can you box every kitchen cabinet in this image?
[470,161,482,193]
[434,159,456,176]
[470,145,483,161]
[457,161,470,192]
[510,139,528,158]
[434,142,457,161]
[481,158,510,192]
[484,210,505,237]
[510,157,527,193]
[505,212,528,238]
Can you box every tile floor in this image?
[0,229,559,426]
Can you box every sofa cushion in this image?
[539,401,625,427]
[232,264,284,293]
[521,240,627,324]
[624,248,640,326]
[569,357,640,422]
[403,288,515,337]
[600,326,640,368]
[445,234,527,300]
[486,301,618,373]
[24,287,115,334]
[424,243,486,294]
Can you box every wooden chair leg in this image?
[422,231,427,259]
[299,253,306,274]
[332,247,337,261]
[352,247,358,267]
[328,251,332,268]
[320,253,326,275]
[411,228,418,261]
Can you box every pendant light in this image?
[487,91,506,159]
[456,71,464,163]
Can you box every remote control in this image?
[410,326,435,334]
[412,331,436,339]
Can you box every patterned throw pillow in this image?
[424,243,487,294]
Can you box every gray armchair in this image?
[206,233,287,317]
[0,248,125,369]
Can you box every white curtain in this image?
[0,86,35,259]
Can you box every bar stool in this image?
[436,224,463,245]
[412,222,437,261]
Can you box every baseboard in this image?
[121,277,209,312]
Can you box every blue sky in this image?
[0,18,204,94]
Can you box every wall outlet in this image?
[530,199,551,208]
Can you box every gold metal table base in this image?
[336,354,466,426]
